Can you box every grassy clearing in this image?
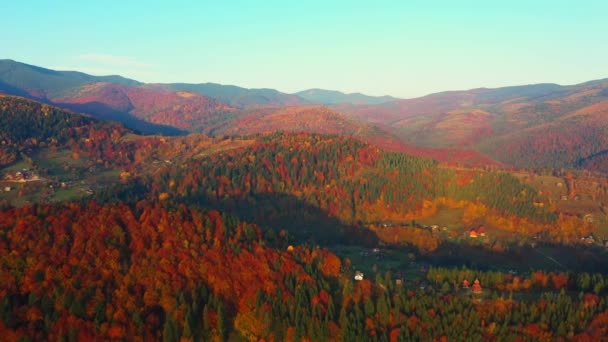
[0,148,123,207]
[514,173,567,199]
[331,245,420,282]
[556,196,600,214]
[193,139,255,159]
[416,206,465,232]
[1,160,32,172]
[34,149,87,179]
[119,133,157,143]
[50,187,85,202]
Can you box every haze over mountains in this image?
[2,59,608,172]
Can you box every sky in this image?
[2,1,607,98]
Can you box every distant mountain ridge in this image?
[0,59,308,107]
[0,59,140,99]
[147,83,309,108]
[336,78,608,170]
[0,60,315,134]
[3,58,608,171]
[0,61,230,134]
[295,88,399,105]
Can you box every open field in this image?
[0,148,123,207]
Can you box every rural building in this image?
[472,279,482,294]
[581,236,595,244]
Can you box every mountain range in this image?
[336,79,608,170]
[1,59,608,171]
[3,59,608,341]
[295,88,399,105]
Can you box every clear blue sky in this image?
[2,1,607,97]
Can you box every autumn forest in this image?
[2,59,608,341]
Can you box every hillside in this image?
[142,133,578,242]
[335,83,574,125]
[209,106,407,151]
[337,79,608,170]
[55,83,235,132]
[0,95,132,164]
[209,106,498,166]
[295,88,399,105]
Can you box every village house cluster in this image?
[3,169,39,182]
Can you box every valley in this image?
[4,0,608,339]
[1,64,608,340]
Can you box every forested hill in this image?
[0,103,606,340]
[0,95,130,166]
[0,59,140,99]
[138,132,569,244]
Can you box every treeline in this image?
[427,267,608,294]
